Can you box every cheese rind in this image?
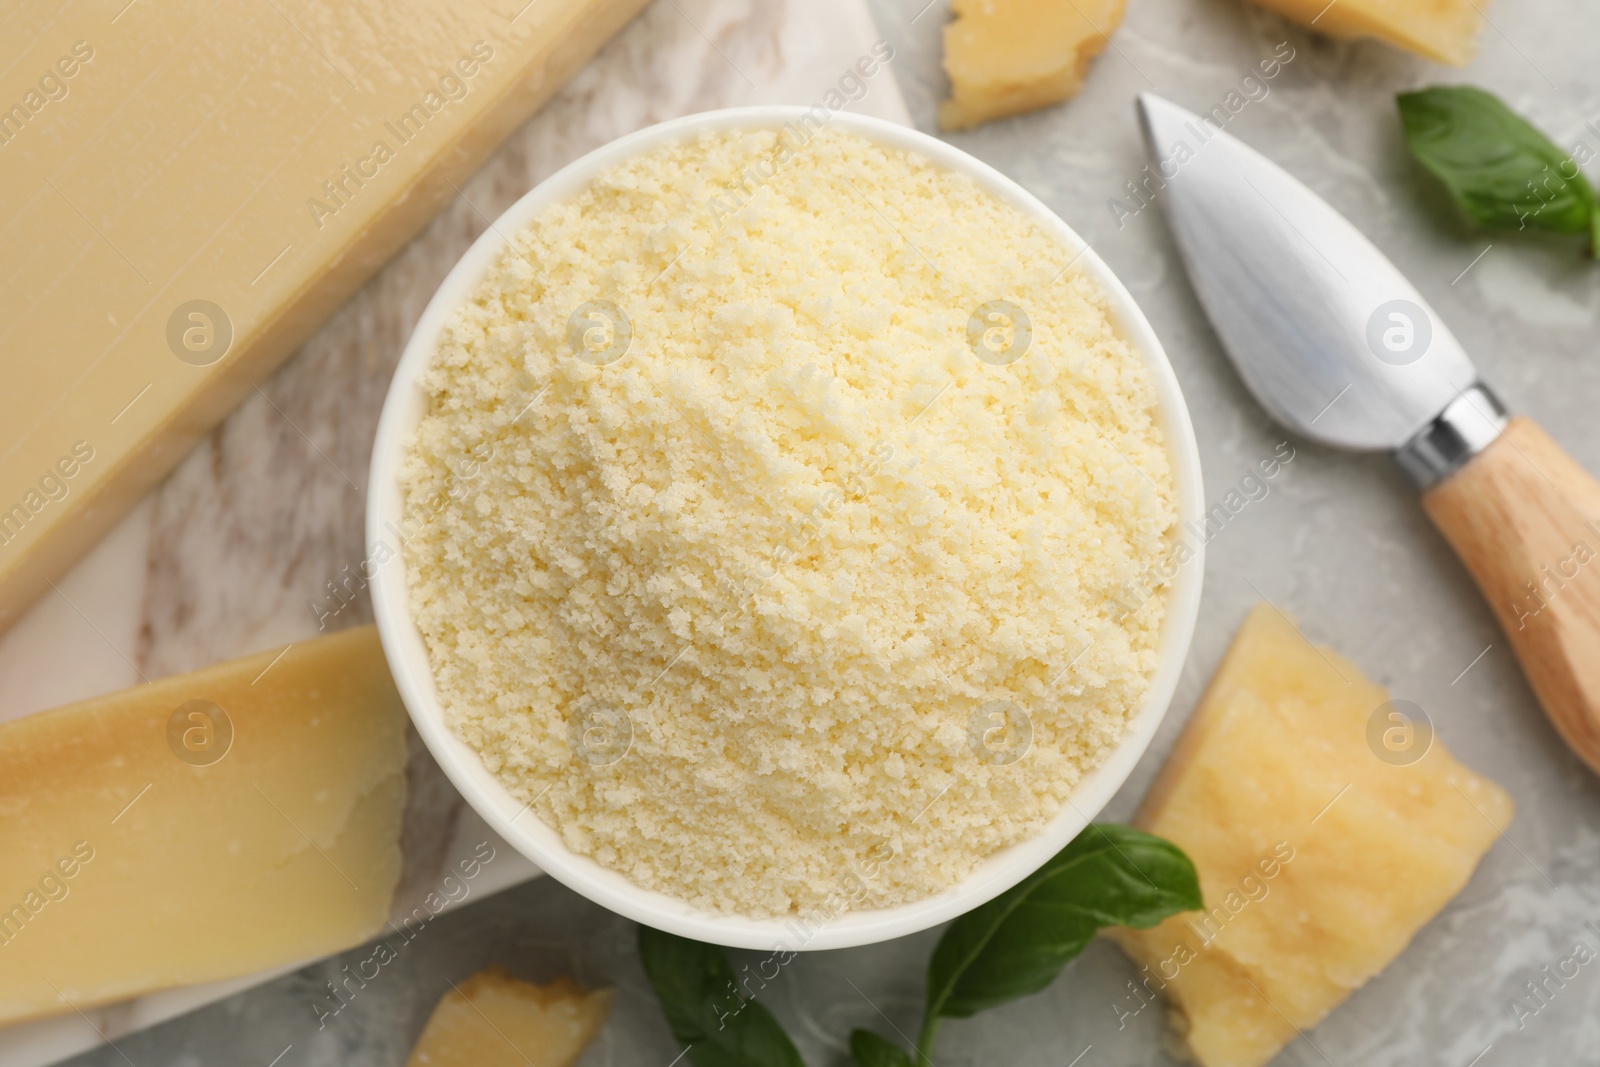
[0,625,408,1025]
[405,967,614,1067]
[0,0,650,635]
[1109,604,1513,1067]
[1244,0,1482,66]
[938,0,1125,131]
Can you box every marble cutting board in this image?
[0,1,908,1063]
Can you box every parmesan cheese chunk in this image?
[0,626,407,1025]
[1246,0,1483,66]
[405,968,613,1067]
[938,0,1126,131]
[0,0,652,634]
[1109,605,1513,1067]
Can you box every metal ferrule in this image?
[1395,383,1510,491]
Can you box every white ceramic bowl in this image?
[368,106,1204,951]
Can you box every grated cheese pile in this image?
[400,125,1176,917]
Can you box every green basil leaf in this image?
[1397,86,1595,250]
[637,926,804,1067]
[849,1029,915,1067]
[925,824,1201,1021]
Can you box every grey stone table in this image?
[60,0,1600,1063]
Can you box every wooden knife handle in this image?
[1422,416,1600,773]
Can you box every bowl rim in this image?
[367,105,1205,951]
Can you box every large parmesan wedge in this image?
[938,0,1126,131]
[0,0,652,634]
[1109,604,1513,1067]
[1246,0,1483,66]
[405,968,613,1067]
[0,626,407,1025]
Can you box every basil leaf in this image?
[925,824,1201,1022]
[1397,86,1596,251]
[849,1029,915,1067]
[638,926,804,1067]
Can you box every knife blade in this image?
[1134,93,1506,470]
[1136,92,1600,775]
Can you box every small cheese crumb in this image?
[939,0,1126,131]
[405,968,612,1067]
[402,127,1175,916]
[1246,0,1483,67]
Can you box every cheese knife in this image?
[1137,93,1600,773]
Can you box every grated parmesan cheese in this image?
[400,125,1176,917]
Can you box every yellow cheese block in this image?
[1109,604,1513,1067]
[0,0,649,634]
[1245,0,1482,66]
[0,625,408,1025]
[405,968,614,1067]
[938,0,1125,131]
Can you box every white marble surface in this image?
[13,0,1600,1063]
